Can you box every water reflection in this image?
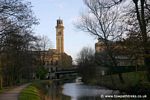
[62,83,119,100]
[45,81,71,100]
[46,81,119,100]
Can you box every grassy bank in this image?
[99,71,148,89]
[19,84,41,100]
[19,80,52,100]
[88,71,150,94]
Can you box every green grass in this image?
[95,71,149,90]
[19,80,52,100]
[19,84,41,100]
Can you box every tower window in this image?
[58,32,61,35]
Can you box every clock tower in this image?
[56,18,64,53]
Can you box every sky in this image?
[29,0,96,62]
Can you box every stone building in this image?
[95,39,144,67]
[95,39,105,53]
[40,19,72,68]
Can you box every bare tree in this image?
[107,0,150,79]
[39,35,52,51]
[0,0,38,87]
[76,47,95,82]
[77,47,94,64]
[36,35,53,65]
[0,0,38,34]
[128,0,150,79]
[75,0,124,83]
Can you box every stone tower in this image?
[56,18,64,54]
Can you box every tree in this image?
[108,0,150,79]
[40,35,51,65]
[76,0,124,83]
[128,0,150,79]
[76,47,96,82]
[0,0,38,87]
[36,66,48,80]
[35,35,53,65]
[0,0,38,34]
[38,35,52,51]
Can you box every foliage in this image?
[76,47,96,82]
[96,71,150,95]
[36,66,48,80]
[110,65,146,74]
[0,0,39,87]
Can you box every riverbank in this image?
[86,71,150,95]
[19,80,52,100]
[19,84,40,100]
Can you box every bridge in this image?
[56,70,77,78]
[47,67,78,79]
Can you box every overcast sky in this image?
[29,0,96,62]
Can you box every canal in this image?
[44,79,119,100]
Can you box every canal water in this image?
[45,80,119,100]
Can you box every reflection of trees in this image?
[46,81,71,100]
[47,82,56,100]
